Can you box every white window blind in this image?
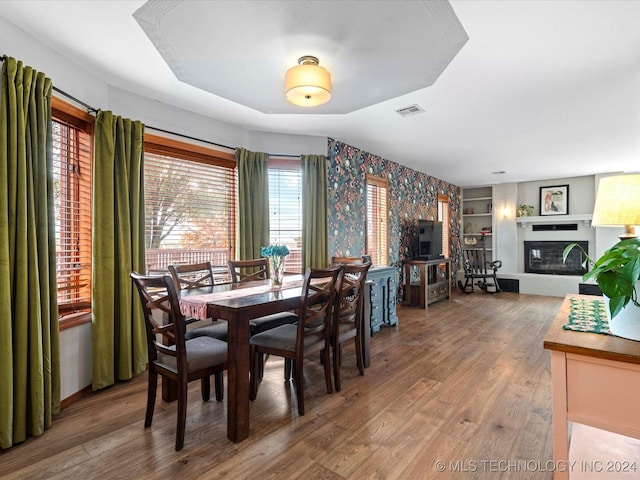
[268,163,302,273]
[52,118,92,315]
[366,176,389,266]
[144,151,236,272]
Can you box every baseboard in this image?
[61,384,92,410]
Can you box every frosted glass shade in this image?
[592,174,640,238]
[285,60,331,107]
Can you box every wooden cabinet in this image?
[366,266,398,333]
[462,186,494,262]
[404,258,451,308]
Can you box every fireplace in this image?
[524,241,588,275]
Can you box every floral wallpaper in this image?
[327,138,461,299]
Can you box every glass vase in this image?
[270,257,285,288]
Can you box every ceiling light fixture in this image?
[285,56,331,107]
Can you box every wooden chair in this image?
[168,262,228,341]
[331,256,365,266]
[249,266,344,415]
[458,237,502,294]
[228,258,269,283]
[228,258,298,335]
[332,262,371,391]
[130,272,228,451]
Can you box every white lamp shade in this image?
[285,63,331,107]
[592,174,640,227]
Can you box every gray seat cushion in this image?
[250,312,298,335]
[157,336,227,373]
[250,323,325,351]
[185,321,228,342]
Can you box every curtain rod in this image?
[1,53,302,158]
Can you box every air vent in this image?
[395,104,425,117]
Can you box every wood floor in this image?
[0,292,563,479]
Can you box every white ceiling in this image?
[1,0,640,187]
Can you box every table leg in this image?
[362,283,372,368]
[550,351,570,480]
[226,312,251,442]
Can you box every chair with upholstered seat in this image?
[331,262,371,391]
[168,262,228,341]
[228,258,269,283]
[249,266,343,415]
[130,272,228,451]
[331,256,365,266]
[228,258,298,335]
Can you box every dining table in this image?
[179,275,305,443]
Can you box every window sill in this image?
[59,311,91,331]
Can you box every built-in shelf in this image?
[516,214,592,228]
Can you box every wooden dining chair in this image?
[228,258,269,283]
[228,258,298,335]
[331,256,365,266]
[331,262,371,391]
[168,262,228,341]
[249,266,344,415]
[130,272,228,451]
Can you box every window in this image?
[366,175,388,266]
[438,194,450,258]
[52,98,93,320]
[268,159,302,273]
[143,136,236,277]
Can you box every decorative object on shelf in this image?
[285,55,331,107]
[591,174,640,240]
[539,184,569,216]
[464,222,472,234]
[481,226,492,234]
[563,238,640,341]
[463,237,477,245]
[517,204,534,217]
[464,207,474,214]
[260,244,290,288]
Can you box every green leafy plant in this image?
[517,204,534,217]
[563,238,640,318]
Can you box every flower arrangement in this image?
[261,244,290,287]
[260,244,290,259]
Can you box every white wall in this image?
[1,15,327,401]
[493,183,518,272]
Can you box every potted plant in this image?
[563,238,640,340]
[517,204,534,217]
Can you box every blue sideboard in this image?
[367,266,398,333]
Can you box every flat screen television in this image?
[418,220,443,259]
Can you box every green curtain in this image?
[92,111,147,390]
[301,154,329,269]
[236,147,269,260]
[0,56,60,448]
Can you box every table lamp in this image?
[591,174,640,240]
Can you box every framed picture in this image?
[539,184,569,216]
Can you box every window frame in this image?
[267,157,303,273]
[143,134,237,275]
[365,175,389,266]
[52,96,95,330]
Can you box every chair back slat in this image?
[168,262,215,290]
[297,267,344,346]
[331,256,365,266]
[228,258,269,283]
[131,272,187,368]
[334,262,371,329]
